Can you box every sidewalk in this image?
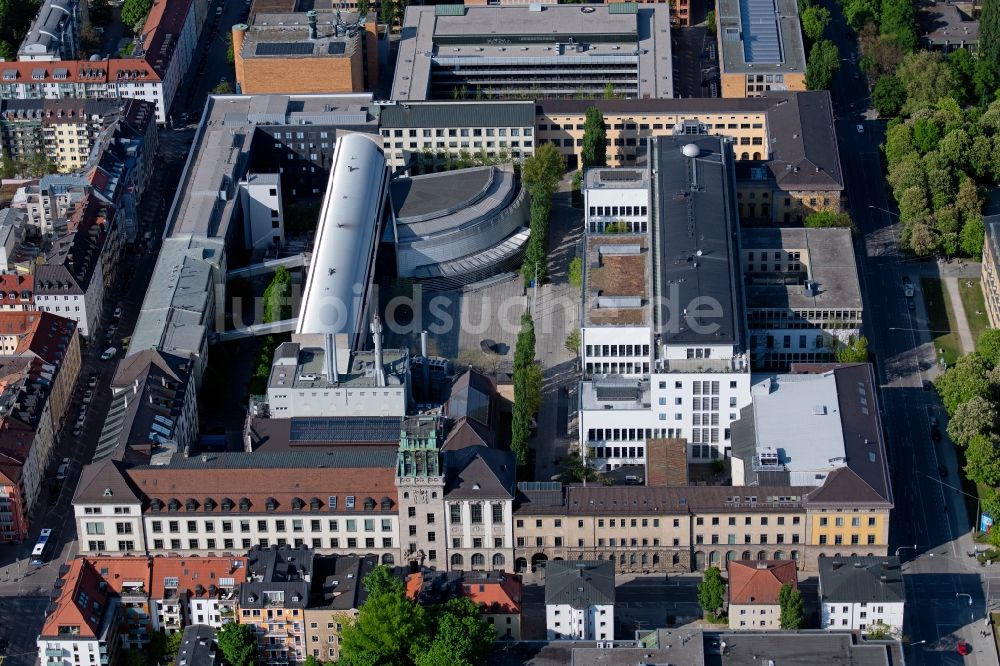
[945,277,976,355]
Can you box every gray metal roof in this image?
[739,0,784,64]
[174,625,221,666]
[651,136,743,346]
[818,556,906,604]
[18,0,76,59]
[544,560,615,608]
[378,101,536,130]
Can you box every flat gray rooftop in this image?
[392,4,672,101]
[240,11,365,59]
[584,168,649,190]
[652,136,743,346]
[742,227,862,310]
[717,0,807,75]
[390,167,493,221]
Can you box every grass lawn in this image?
[921,277,962,367]
[958,277,990,345]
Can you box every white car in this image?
[101,347,117,361]
[856,124,865,133]
[83,390,93,404]
[113,306,123,318]
[57,461,68,480]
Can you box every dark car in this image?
[922,380,933,391]
[931,427,942,442]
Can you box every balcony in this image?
[45,648,63,657]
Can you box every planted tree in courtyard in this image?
[697,566,726,620]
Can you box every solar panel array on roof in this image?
[255,42,314,56]
[739,0,783,64]
[328,42,347,55]
[608,1,638,13]
[289,417,401,443]
[594,381,642,402]
[599,170,642,182]
[435,4,466,15]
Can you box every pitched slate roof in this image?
[818,556,905,604]
[727,559,797,606]
[73,457,142,504]
[444,447,516,500]
[545,560,615,609]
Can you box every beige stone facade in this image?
[983,220,1000,328]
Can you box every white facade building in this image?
[544,560,615,641]
[819,556,905,636]
[578,138,750,468]
[239,173,285,251]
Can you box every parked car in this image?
[922,379,933,391]
[57,459,69,480]
[113,306,123,318]
[87,373,98,388]
[856,123,865,133]
[931,427,942,442]
[929,416,939,428]
[101,347,117,361]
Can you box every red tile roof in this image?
[40,559,112,639]
[727,559,798,606]
[0,274,32,307]
[150,556,248,600]
[0,59,160,85]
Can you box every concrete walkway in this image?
[944,276,976,354]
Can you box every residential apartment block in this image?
[405,568,524,640]
[2,0,206,122]
[727,559,798,630]
[0,98,120,173]
[34,192,124,337]
[716,0,807,98]
[0,274,33,310]
[18,0,80,62]
[0,311,80,543]
[819,556,905,635]
[741,228,862,369]
[545,560,615,641]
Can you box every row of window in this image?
[148,517,393,534]
[588,205,648,218]
[384,127,530,138]
[818,534,879,545]
[147,536,396,552]
[585,344,651,358]
[540,120,764,132]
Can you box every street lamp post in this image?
[896,544,919,558]
[957,592,974,622]
[867,204,901,219]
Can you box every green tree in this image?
[778,584,804,629]
[304,656,325,666]
[872,75,906,117]
[897,51,954,116]
[841,0,877,30]
[800,4,830,42]
[936,352,993,415]
[947,48,976,105]
[977,329,1000,368]
[165,630,183,659]
[835,335,869,363]
[213,80,234,94]
[903,220,938,255]
[226,32,235,64]
[89,0,113,25]
[960,216,985,259]
[965,434,1000,486]
[947,396,997,446]
[582,106,608,168]
[698,566,726,619]
[879,0,917,52]
[865,621,893,639]
[364,565,404,596]
[521,142,565,195]
[602,82,616,99]
[912,117,942,155]
[706,10,716,35]
[568,256,583,288]
[883,123,916,165]
[263,265,292,323]
[804,211,853,229]
[217,623,257,666]
[123,650,145,666]
[340,583,429,666]
[980,0,1000,65]
[416,597,495,666]
[565,330,580,354]
[120,0,153,30]
[804,39,840,90]
[357,0,370,16]
[510,404,531,465]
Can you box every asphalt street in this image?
[825,3,998,663]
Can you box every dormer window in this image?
[363,497,375,511]
[221,498,233,511]
[265,498,277,512]
[203,498,216,511]
[32,69,46,80]
[168,499,180,512]
[380,497,393,511]
[185,498,198,512]
[239,497,251,511]
[310,497,322,511]
[103,488,113,497]
[291,498,304,511]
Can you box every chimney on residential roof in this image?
[307,10,318,40]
